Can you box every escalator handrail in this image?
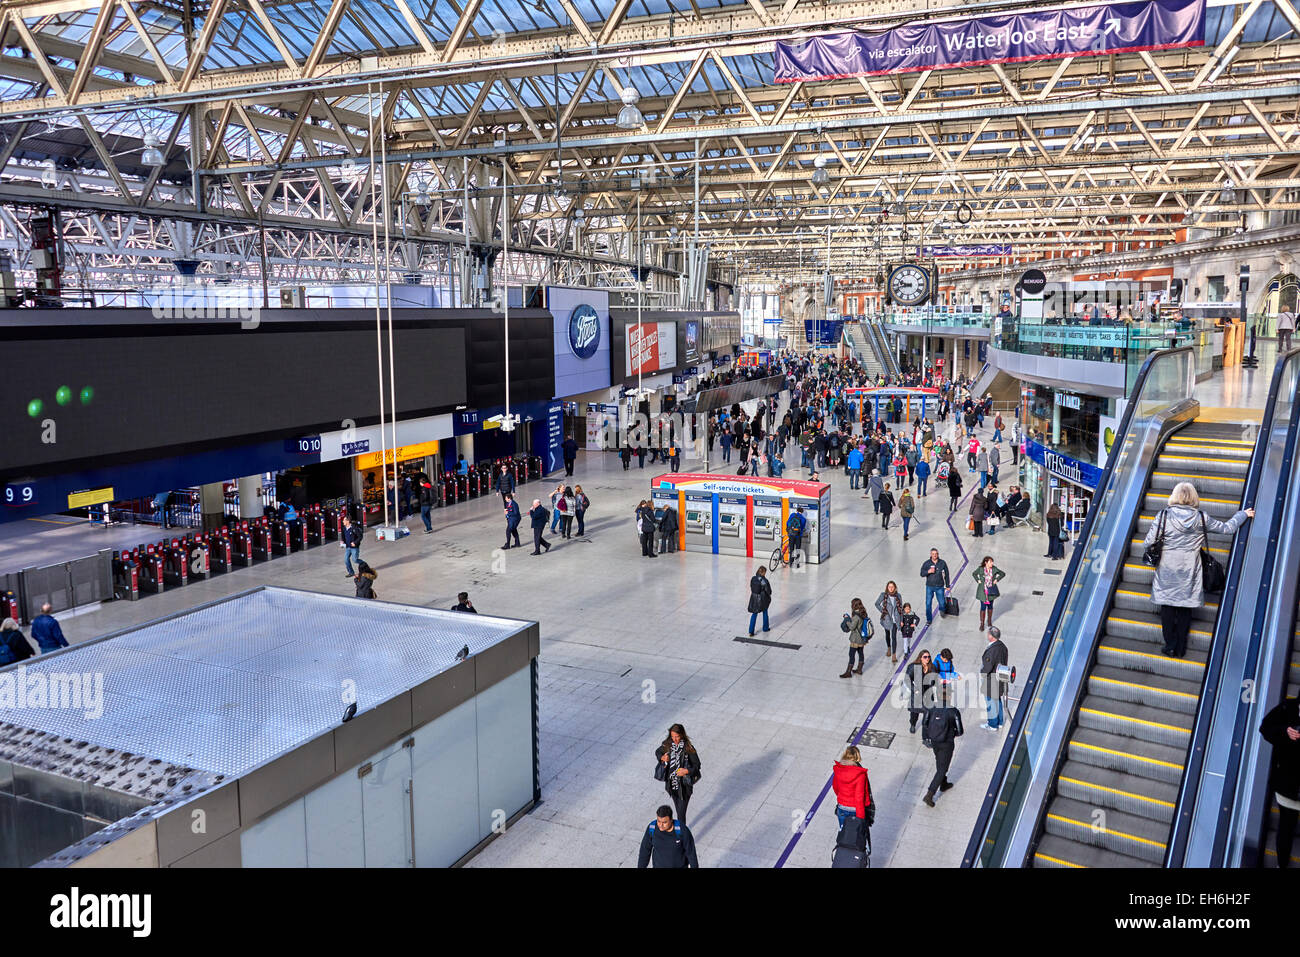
[960,346,1195,868]
[1166,346,1300,865]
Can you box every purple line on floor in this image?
[773,478,975,868]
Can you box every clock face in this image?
[889,264,931,306]
[956,202,973,224]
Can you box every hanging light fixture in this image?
[1220,180,1235,203]
[141,133,165,167]
[812,155,828,185]
[617,87,644,129]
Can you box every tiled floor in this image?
[8,358,1275,867]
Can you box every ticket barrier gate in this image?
[270,516,307,555]
[111,551,139,601]
[302,505,328,546]
[227,520,257,566]
[454,472,470,501]
[321,504,345,541]
[465,467,482,499]
[179,534,211,582]
[442,472,460,506]
[526,455,542,480]
[157,538,189,588]
[132,545,165,594]
[247,517,273,561]
[1,589,20,621]
[199,529,233,574]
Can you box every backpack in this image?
[922,708,950,747]
[647,820,683,839]
[860,618,874,641]
[840,614,852,633]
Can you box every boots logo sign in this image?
[568,304,601,359]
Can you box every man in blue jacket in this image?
[503,494,521,549]
[637,805,699,868]
[786,507,807,555]
[847,443,864,489]
[30,603,68,653]
[528,499,551,555]
[341,514,363,577]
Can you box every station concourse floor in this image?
[5,355,1275,868]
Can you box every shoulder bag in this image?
[1143,510,1167,566]
[1200,511,1227,592]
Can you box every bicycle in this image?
[770,534,804,570]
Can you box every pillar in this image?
[1051,396,1061,446]
[456,434,475,467]
[198,482,224,532]
[237,475,264,520]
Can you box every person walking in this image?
[841,597,870,678]
[528,499,552,555]
[969,487,987,537]
[549,483,565,535]
[988,444,1001,486]
[906,649,936,734]
[747,565,772,636]
[920,548,951,624]
[899,488,916,541]
[1045,502,1066,560]
[558,486,576,539]
[418,477,434,533]
[503,493,522,549]
[30,603,68,654]
[1142,481,1253,657]
[636,500,658,558]
[637,805,700,869]
[341,514,362,578]
[976,447,989,489]
[916,455,930,497]
[979,625,1009,731]
[875,581,904,664]
[620,445,632,470]
[451,591,477,613]
[867,469,884,513]
[878,482,896,529]
[562,435,579,476]
[971,555,1006,631]
[921,684,964,808]
[636,443,647,468]
[720,428,733,463]
[831,745,874,834]
[947,467,964,514]
[992,412,1004,444]
[658,505,679,554]
[1278,306,1296,353]
[0,618,34,666]
[1259,695,1300,868]
[494,464,516,506]
[847,442,864,490]
[655,724,702,824]
[574,485,590,537]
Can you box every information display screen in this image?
[1,326,465,473]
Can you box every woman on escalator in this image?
[1143,482,1254,659]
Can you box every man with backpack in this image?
[637,805,699,868]
[786,507,807,556]
[921,684,964,807]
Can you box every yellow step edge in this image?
[1059,774,1177,809]
[1047,813,1169,850]
[1128,543,1228,554]
[1107,616,1211,638]
[1034,852,1086,868]
[1152,471,1246,480]
[1263,848,1300,864]
[1099,644,1207,669]
[1089,675,1199,701]
[1079,706,1191,735]
[1144,494,1240,505]
[1116,588,1218,609]
[1071,738,1186,770]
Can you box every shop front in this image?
[1021,437,1103,533]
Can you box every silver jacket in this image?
[1143,504,1247,608]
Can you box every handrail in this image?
[961,346,1196,868]
[1167,347,1300,864]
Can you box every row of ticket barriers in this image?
[110,453,547,600]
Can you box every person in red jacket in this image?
[832,745,874,831]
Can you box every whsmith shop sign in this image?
[773,0,1206,81]
[1025,438,1103,490]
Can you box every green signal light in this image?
[56,385,71,406]
[79,386,94,405]
[27,398,42,417]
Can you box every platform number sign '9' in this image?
[5,482,36,507]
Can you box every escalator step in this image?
[1067,726,1187,785]
[1149,472,1245,497]
[1056,760,1178,823]
[1077,694,1192,748]
[1033,833,1155,868]
[1043,796,1168,863]
[1113,587,1217,622]
[1097,637,1207,680]
[1142,493,1242,520]
[1105,612,1213,651]
[1088,665,1202,715]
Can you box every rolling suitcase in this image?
[944,596,960,616]
[831,815,871,868]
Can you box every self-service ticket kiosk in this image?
[649,472,832,563]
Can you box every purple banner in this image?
[773,0,1205,82]
[923,244,1013,257]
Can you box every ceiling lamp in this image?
[40,159,56,187]
[574,207,585,223]
[812,155,828,185]
[1220,180,1235,203]
[141,134,165,167]
[617,87,644,130]
[414,186,431,207]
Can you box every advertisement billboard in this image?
[627,321,678,376]
[685,320,699,360]
[547,285,611,398]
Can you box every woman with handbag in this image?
[831,745,874,832]
[874,581,905,664]
[1045,502,1066,560]
[906,649,936,733]
[655,724,702,824]
[971,556,1006,632]
[1143,482,1253,658]
[969,488,987,537]
[747,565,772,636]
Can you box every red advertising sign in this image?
[627,322,677,376]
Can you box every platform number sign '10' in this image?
[5,482,36,507]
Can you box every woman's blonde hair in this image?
[839,745,862,765]
[1169,481,1200,508]
[1,618,17,631]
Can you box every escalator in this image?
[864,319,901,377]
[1033,422,1251,867]
[844,325,885,377]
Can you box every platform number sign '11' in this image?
[5,482,36,507]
